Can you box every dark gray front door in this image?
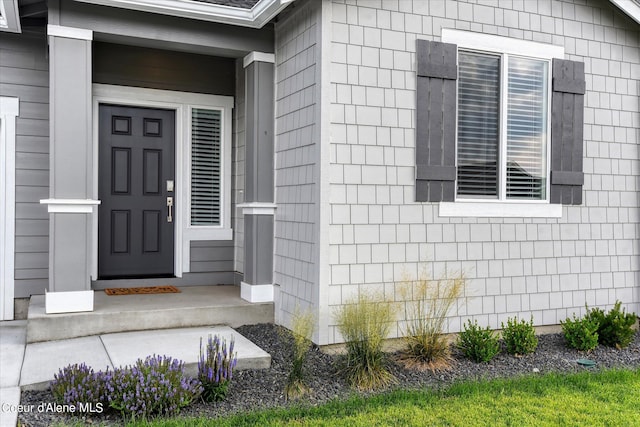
[98,105,175,278]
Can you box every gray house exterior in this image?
[0,0,638,345]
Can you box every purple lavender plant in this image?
[198,334,238,402]
[50,363,110,411]
[108,355,202,419]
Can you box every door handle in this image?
[167,197,173,223]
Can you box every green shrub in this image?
[335,292,396,390]
[560,314,599,352]
[501,317,538,356]
[198,335,237,402]
[457,320,501,363]
[586,301,637,349]
[286,308,315,400]
[399,271,465,371]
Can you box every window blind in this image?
[506,57,548,200]
[457,52,500,198]
[191,108,221,226]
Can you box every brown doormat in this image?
[104,285,181,296]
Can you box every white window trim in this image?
[0,96,19,320]
[185,105,233,240]
[440,29,564,218]
[92,84,233,278]
[439,201,563,218]
[0,0,21,33]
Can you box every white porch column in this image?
[240,52,276,303]
[40,25,97,313]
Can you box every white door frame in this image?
[91,84,233,280]
[0,96,19,320]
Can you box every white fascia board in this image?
[72,0,295,29]
[0,0,21,33]
[609,0,640,24]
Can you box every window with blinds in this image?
[457,52,500,198]
[191,108,221,226]
[506,57,548,200]
[456,51,549,201]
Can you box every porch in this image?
[26,285,274,343]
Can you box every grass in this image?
[126,368,640,427]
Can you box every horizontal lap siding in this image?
[190,241,234,274]
[0,33,50,297]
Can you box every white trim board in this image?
[609,0,640,24]
[439,202,563,218]
[243,52,276,68]
[237,202,277,215]
[45,290,94,314]
[0,0,21,33]
[241,282,274,303]
[40,199,101,213]
[442,28,564,59]
[47,25,93,41]
[0,96,19,320]
[92,84,234,279]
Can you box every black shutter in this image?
[415,39,457,202]
[550,58,585,205]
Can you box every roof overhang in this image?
[0,0,22,33]
[71,0,294,28]
[609,0,640,24]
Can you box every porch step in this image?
[26,285,274,343]
[20,325,271,391]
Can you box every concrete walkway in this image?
[0,321,270,427]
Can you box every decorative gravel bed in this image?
[17,324,640,426]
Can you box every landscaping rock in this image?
[17,325,640,426]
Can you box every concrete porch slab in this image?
[101,326,271,377]
[0,321,27,389]
[19,336,112,391]
[27,285,274,343]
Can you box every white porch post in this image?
[240,52,276,303]
[40,25,97,313]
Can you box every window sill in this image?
[439,201,562,218]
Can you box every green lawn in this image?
[130,368,640,427]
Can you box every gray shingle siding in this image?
[274,0,321,326]
[326,0,640,343]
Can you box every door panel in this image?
[98,105,175,278]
